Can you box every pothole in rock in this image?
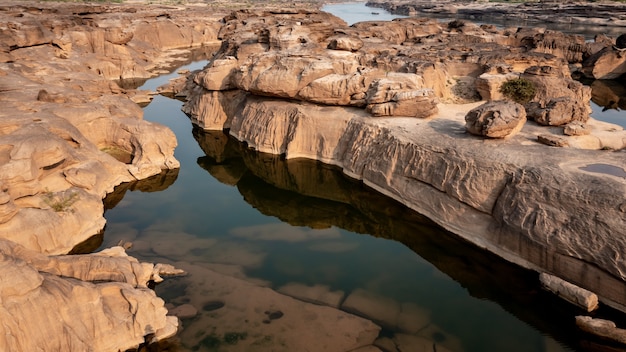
[580,163,626,178]
[100,145,134,164]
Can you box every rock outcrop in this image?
[184,10,626,315]
[0,240,183,352]
[0,1,224,350]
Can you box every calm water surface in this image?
[102,5,626,352]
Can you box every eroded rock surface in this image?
[0,240,182,352]
[0,1,224,350]
[184,10,626,314]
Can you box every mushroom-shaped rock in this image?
[465,100,526,138]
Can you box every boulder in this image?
[522,66,592,125]
[563,121,591,136]
[465,100,527,138]
[527,97,586,126]
[582,46,626,80]
[327,35,364,52]
[193,56,239,91]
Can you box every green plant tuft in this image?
[42,190,79,212]
[499,78,537,104]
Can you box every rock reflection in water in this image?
[192,128,590,352]
[104,168,179,210]
[591,79,626,112]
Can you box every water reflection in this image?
[192,128,614,352]
[104,168,180,210]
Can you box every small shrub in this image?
[499,78,537,104]
[42,190,79,212]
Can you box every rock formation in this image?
[0,1,224,350]
[464,100,526,138]
[183,9,626,317]
[0,240,183,352]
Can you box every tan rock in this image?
[328,35,364,52]
[475,72,520,101]
[194,56,239,90]
[576,316,626,344]
[0,239,181,352]
[540,273,599,312]
[563,121,591,136]
[582,46,626,80]
[537,134,568,147]
[465,100,527,138]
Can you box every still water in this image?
[102,4,626,352]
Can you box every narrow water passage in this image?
[102,5,626,352]
[101,66,589,352]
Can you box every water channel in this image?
[103,4,626,352]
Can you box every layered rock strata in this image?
[184,10,626,313]
[0,1,224,350]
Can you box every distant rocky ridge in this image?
[182,9,626,316]
[366,0,626,30]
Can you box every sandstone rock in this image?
[0,1,228,349]
[0,239,181,352]
[475,72,519,101]
[328,35,364,52]
[576,316,626,345]
[183,89,248,130]
[194,56,239,90]
[540,273,599,312]
[537,134,568,147]
[563,121,591,136]
[582,46,626,80]
[367,88,438,118]
[465,100,526,138]
[522,66,592,124]
[365,75,438,118]
[528,97,585,126]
